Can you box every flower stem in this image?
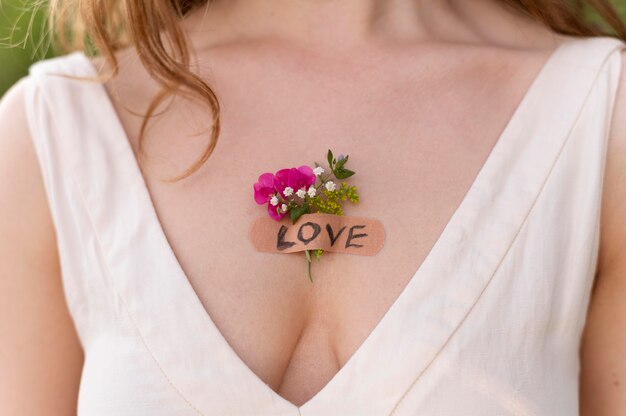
[316,172,334,189]
[304,249,313,283]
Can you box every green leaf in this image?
[327,149,334,168]
[335,154,349,170]
[334,168,355,179]
[290,203,310,224]
[343,168,355,177]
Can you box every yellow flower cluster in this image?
[309,182,360,260]
[310,182,359,215]
[339,182,360,204]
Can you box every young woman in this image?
[1,0,625,414]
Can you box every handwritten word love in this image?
[249,213,385,256]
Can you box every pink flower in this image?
[253,172,276,205]
[273,166,316,198]
[253,165,316,222]
[267,201,287,221]
[253,172,288,221]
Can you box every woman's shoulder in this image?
[25,50,93,80]
[598,40,626,273]
[0,72,61,293]
[579,35,626,411]
[0,72,84,414]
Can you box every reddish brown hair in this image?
[45,0,626,181]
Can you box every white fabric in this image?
[22,35,625,415]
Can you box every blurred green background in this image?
[0,0,54,95]
[1,0,626,97]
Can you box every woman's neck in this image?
[185,0,511,50]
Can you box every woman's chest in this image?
[108,48,543,405]
[133,95,510,405]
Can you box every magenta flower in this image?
[253,172,288,221]
[267,201,287,221]
[253,165,317,222]
[253,172,276,205]
[273,165,316,198]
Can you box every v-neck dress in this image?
[22,35,625,416]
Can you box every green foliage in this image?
[309,182,359,215]
[290,202,310,224]
[326,149,355,180]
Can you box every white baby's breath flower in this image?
[281,203,288,212]
[307,186,317,197]
[283,186,294,196]
[296,188,307,198]
[270,195,279,206]
[325,181,336,192]
[313,166,324,176]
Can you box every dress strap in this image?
[22,52,133,350]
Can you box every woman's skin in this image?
[0,0,624,413]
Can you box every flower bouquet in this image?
[252,149,360,282]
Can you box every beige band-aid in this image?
[249,213,385,255]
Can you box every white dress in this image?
[22,35,625,415]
